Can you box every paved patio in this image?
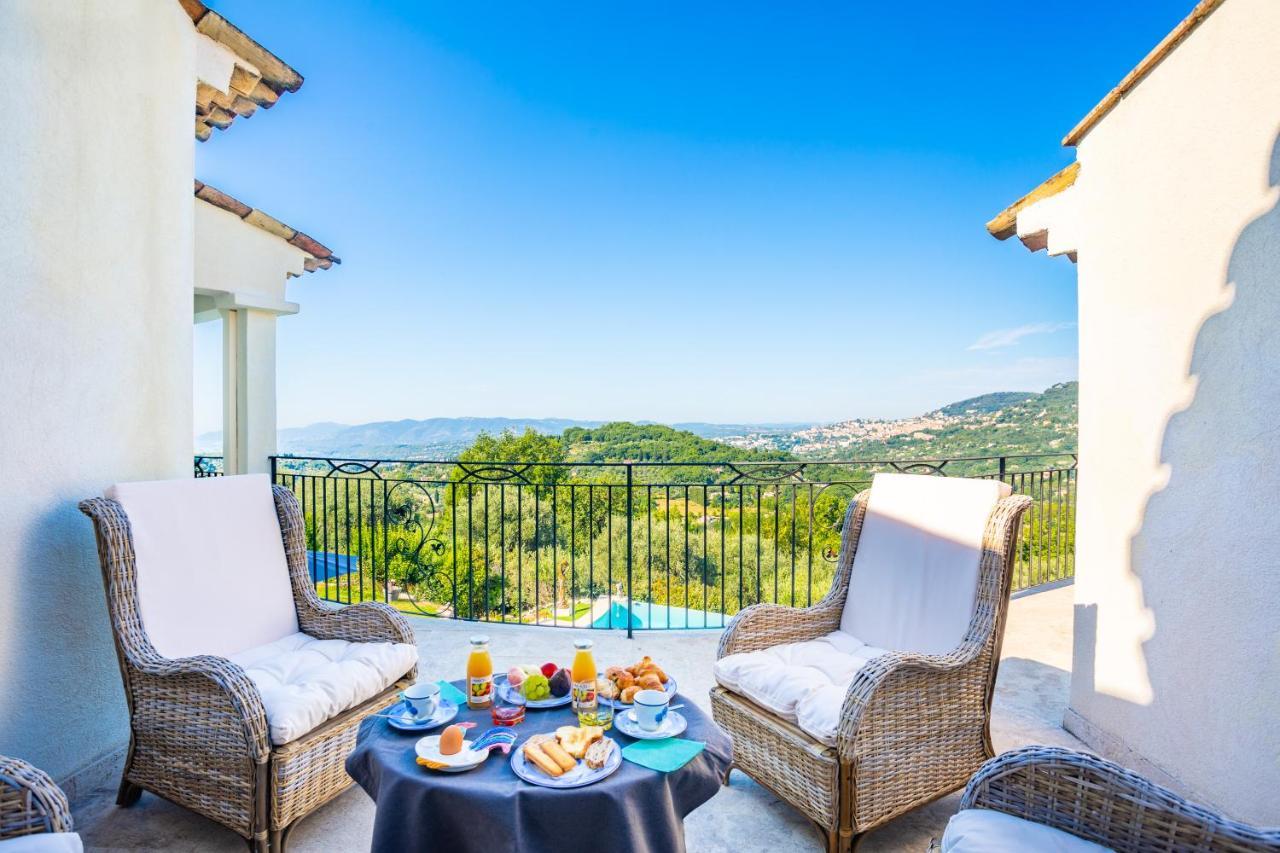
[77,585,1080,851]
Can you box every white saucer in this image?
[385,699,459,732]
[614,709,687,740]
[414,734,490,773]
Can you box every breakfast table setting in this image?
[345,638,734,853]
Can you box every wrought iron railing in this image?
[194,455,224,477]
[269,453,1076,635]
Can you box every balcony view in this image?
[3,2,1279,853]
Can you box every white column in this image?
[212,293,296,475]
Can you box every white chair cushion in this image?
[714,631,886,745]
[840,473,1010,655]
[942,808,1115,852]
[230,631,418,745]
[106,474,299,659]
[0,834,83,853]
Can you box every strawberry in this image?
[540,662,558,679]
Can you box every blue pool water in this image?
[592,600,727,630]
[308,551,358,580]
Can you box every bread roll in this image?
[620,685,641,704]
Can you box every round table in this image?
[346,682,732,853]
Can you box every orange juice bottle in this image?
[570,638,597,713]
[466,635,493,710]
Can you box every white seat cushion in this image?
[942,808,1115,852]
[230,632,418,745]
[0,834,83,853]
[714,631,886,745]
[841,473,1010,655]
[106,474,299,659]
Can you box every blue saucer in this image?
[385,699,459,732]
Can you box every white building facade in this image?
[0,0,334,799]
[990,0,1280,825]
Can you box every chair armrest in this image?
[127,653,272,764]
[717,600,843,659]
[0,756,73,839]
[834,641,985,758]
[297,599,416,646]
[960,746,1280,853]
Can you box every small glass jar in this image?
[577,699,614,731]
[491,689,526,727]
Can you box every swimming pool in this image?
[591,600,727,630]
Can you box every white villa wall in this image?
[1066,0,1280,824]
[0,1,195,792]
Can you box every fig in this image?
[549,667,571,698]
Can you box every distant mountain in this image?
[193,385,1076,463]
[938,391,1036,417]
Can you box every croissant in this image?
[637,673,663,691]
[620,685,641,704]
[615,673,637,691]
[596,678,618,699]
[604,665,627,681]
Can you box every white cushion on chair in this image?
[714,631,886,744]
[0,834,83,853]
[230,632,418,745]
[840,473,1010,655]
[942,808,1115,852]
[106,474,299,660]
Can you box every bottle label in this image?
[469,676,493,704]
[572,680,597,710]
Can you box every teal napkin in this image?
[621,738,706,772]
[438,680,468,706]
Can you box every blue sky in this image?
[195,0,1191,433]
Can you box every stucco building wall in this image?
[1065,0,1280,824]
[0,1,195,791]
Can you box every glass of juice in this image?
[491,690,525,727]
[570,638,598,714]
[467,635,493,710]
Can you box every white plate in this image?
[415,734,490,773]
[510,737,622,788]
[495,674,572,709]
[385,699,459,732]
[614,709,688,741]
[601,676,678,708]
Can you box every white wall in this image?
[0,0,194,793]
[1065,0,1280,824]
[194,200,306,473]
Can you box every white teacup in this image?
[632,689,670,732]
[401,682,440,721]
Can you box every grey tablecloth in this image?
[346,683,733,853]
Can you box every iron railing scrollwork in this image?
[260,452,1078,636]
[194,456,223,477]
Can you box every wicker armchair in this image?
[79,482,417,853]
[0,756,75,847]
[710,476,1032,853]
[954,746,1280,852]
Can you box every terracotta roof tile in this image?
[195,180,339,272]
[184,1,304,141]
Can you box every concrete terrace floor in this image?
[78,585,1081,852]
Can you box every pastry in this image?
[540,739,577,772]
[585,738,614,770]
[604,665,627,681]
[522,739,564,778]
[637,672,663,691]
[596,677,619,700]
[620,685,640,704]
